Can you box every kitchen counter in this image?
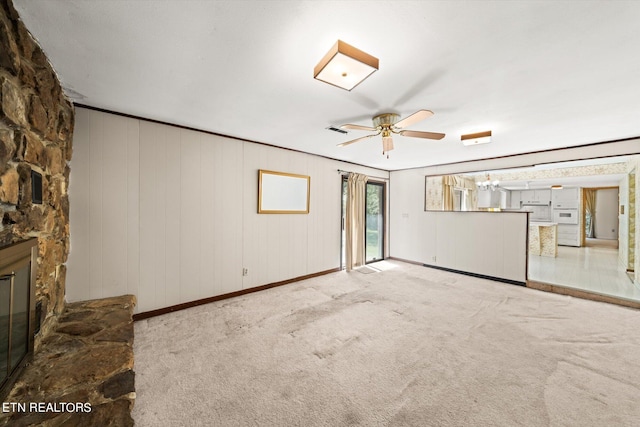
[529,222,558,257]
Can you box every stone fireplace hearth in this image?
[0,295,136,426]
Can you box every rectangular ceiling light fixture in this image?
[461,130,492,146]
[314,40,378,91]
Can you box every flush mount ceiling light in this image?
[461,130,492,146]
[551,185,564,189]
[314,40,378,91]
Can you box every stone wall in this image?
[0,0,74,342]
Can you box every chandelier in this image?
[476,175,500,191]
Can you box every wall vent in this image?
[326,126,348,134]
[31,170,43,204]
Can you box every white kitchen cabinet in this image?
[534,189,551,204]
[521,189,551,205]
[520,190,534,204]
[500,191,509,209]
[510,190,521,209]
[552,187,579,209]
[557,223,580,246]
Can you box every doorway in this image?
[583,187,620,243]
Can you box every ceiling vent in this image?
[326,126,348,134]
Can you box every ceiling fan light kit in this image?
[461,130,492,146]
[337,109,445,158]
[314,40,379,91]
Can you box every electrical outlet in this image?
[242,268,248,276]
[432,256,436,262]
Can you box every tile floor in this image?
[528,242,640,301]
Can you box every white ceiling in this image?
[14,1,640,171]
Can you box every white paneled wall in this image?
[390,169,528,283]
[242,144,310,289]
[68,108,386,313]
[430,211,527,282]
[68,109,141,301]
[136,122,245,312]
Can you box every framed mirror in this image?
[258,170,310,214]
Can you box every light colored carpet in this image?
[356,265,380,274]
[133,260,640,426]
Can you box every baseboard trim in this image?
[526,280,640,310]
[132,268,341,321]
[422,263,527,287]
[387,256,424,266]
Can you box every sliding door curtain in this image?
[346,173,367,271]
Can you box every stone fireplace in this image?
[1,0,73,400]
[0,4,136,424]
[1,0,74,344]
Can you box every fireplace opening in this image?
[0,239,38,400]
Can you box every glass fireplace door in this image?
[10,266,30,372]
[0,238,37,398]
[0,263,30,385]
[0,248,33,393]
[0,274,10,385]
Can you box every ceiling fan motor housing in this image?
[372,113,400,128]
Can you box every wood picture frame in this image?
[258,170,310,214]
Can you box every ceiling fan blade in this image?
[337,133,379,147]
[340,124,377,131]
[399,130,445,140]
[393,109,434,129]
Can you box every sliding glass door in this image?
[365,182,384,263]
[341,178,347,269]
[341,177,385,268]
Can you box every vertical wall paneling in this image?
[179,129,202,303]
[503,215,527,280]
[389,169,428,262]
[217,136,243,295]
[69,107,387,313]
[242,143,310,288]
[101,113,130,298]
[126,119,140,299]
[137,125,244,312]
[68,110,140,302]
[67,108,91,302]
[88,111,104,299]
[390,169,527,282]
[139,122,162,312]
[163,127,182,306]
[430,212,526,282]
[200,133,216,298]
[306,157,342,272]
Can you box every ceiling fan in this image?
[337,109,445,158]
